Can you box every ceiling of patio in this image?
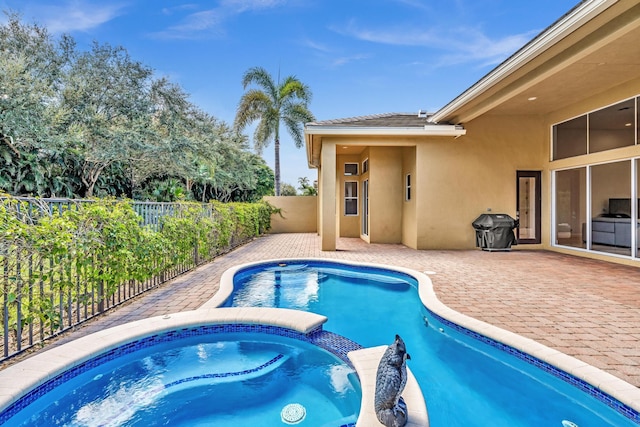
[337,145,366,155]
[440,1,640,123]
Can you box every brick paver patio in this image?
[3,233,640,389]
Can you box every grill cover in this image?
[472,214,518,250]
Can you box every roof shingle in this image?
[306,112,432,128]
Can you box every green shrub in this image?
[0,197,272,348]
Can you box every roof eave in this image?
[429,0,619,124]
[304,125,466,168]
[304,125,466,137]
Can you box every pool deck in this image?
[2,233,640,394]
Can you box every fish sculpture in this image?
[374,334,411,427]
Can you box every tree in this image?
[297,176,317,196]
[60,42,154,197]
[234,66,315,196]
[0,12,74,196]
[280,183,297,196]
[1,13,280,201]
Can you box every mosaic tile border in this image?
[429,309,640,424]
[164,354,286,388]
[0,323,363,425]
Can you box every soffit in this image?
[306,133,437,168]
[336,146,367,155]
[438,1,640,123]
[488,23,640,116]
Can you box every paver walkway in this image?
[3,233,640,389]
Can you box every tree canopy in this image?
[0,12,274,202]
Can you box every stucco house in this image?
[303,0,640,266]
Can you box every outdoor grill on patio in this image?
[472,213,518,251]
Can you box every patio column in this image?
[320,142,336,251]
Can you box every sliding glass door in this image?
[554,160,637,258]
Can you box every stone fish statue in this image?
[374,334,411,427]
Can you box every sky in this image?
[0,0,580,189]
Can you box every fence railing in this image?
[0,197,271,364]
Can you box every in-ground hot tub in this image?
[0,309,362,427]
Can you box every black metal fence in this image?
[0,197,270,363]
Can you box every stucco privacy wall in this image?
[415,115,545,249]
[263,196,317,233]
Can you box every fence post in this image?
[194,238,199,266]
[2,258,9,358]
[97,279,104,313]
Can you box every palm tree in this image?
[234,66,315,196]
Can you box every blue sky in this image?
[1,0,579,188]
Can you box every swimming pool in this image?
[0,310,362,427]
[219,259,640,427]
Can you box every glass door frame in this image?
[516,170,542,244]
[361,179,369,236]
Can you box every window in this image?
[553,116,587,160]
[589,99,634,153]
[553,97,638,160]
[405,174,411,201]
[344,163,358,176]
[344,181,358,215]
[362,158,369,174]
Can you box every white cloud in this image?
[332,20,539,69]
[300,38,332,54]
[392,0,432,12]
[220,0,286,13]
[151,0,287,40]
[161,4,199,16]
[24,0,125,33]
[330,53,370,68]
[299,38,370,69]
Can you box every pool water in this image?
[4,332,361,427]
[226,261,638,427]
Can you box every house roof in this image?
[304,112,465,168]
[307,112,433,128]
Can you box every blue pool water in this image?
[2,331,361,427]
[225,261,639,427]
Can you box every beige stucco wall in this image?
[414,115,546,249]
[331,143,410,244]
[319,126,544,250]
[263,196,317,233]
[369,147,404,243]
[402,147,417,248]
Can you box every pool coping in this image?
[0,307,327,413]
[212,257,640,422]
